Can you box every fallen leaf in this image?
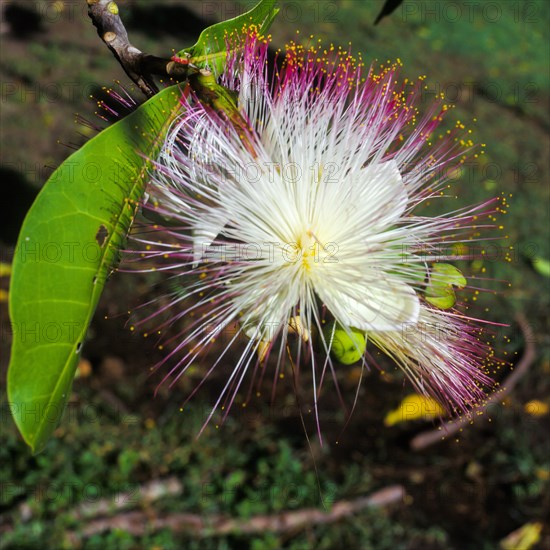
[384,394,446,426]
[499,522,542,550]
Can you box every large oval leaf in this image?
[7,85,184,453]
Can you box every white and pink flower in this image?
[128,33,499,434]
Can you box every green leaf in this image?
[532,256,550,278]
[177,0,279,73]
[8,85,184,453]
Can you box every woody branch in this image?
[86,0,194,97]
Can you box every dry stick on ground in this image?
[72,477,183,520]
[86,0,193,97]
[64,485,405,542]
[410,313,536,451]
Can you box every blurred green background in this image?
[1,1,549,548]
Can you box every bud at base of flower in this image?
[323,322,367,365]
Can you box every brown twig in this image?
[86,0,194,97]
[71,477,183,520]
[62,485,404,542]
[410,313,537,451]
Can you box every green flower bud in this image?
[425,263,467,309]
[323,322,367,365]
